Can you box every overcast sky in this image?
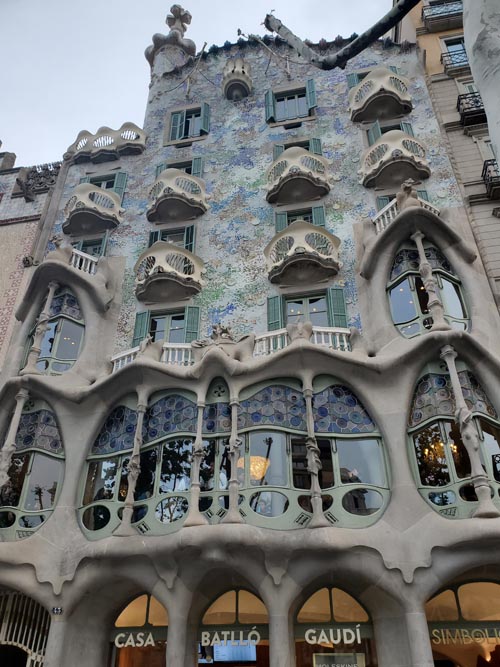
[0,0,392,167]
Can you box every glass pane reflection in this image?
[389,278,417,324]
[1,454,29,507]
[24,455,62,510]
[249,432,287,487]
[413,424,450,486]
[337,439,385,487]
[159,440,191,492]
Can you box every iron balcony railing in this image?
[441,49,469,72]
[482,159,500,199]
[456,92,487,126]
[423,1,463,21]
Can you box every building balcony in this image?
[134,241,204,302]
[62,184,124,235]
[64,122,146,164]
[349,67,412,122]
[264,220,341,285]
[457,92,487,127]
[359,130,431,189]
[441,50,469,76]
[422,1,463,32]
[371,197,441,235]
[482,159,500,200]
[266,147,330,205]
[146,168,208,223]
[110,326,352,373]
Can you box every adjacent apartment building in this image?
[1,3,500,666]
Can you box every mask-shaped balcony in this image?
[264,221,341,285]
[359,130,431,189]
[134,241,204,302]
[349,67,412,122]
[64,122,146,164]
[146,168,208,223]
[266,147,330,205]
[62,183,124,235]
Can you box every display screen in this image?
[198,643,257,662]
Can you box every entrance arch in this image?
[0,589,50,666]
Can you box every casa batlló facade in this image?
[1,3,500,666]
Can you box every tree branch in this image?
[264,0,421,70]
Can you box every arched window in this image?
[112,593,168,666]
[426,581,500,665]
[0,588,50,665]
[0,400,64,540]
[408,365,500,518]
[199,589,269,665]
[388,241,468,338]
[24,286,85,374]
[295,586,376,666]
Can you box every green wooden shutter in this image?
[417,189,429,202]
[306,79,317,110]
[184,225,195,252]
[149,230,161,247]
[200,103,210,135]
[273,145,285,161]
[191,157,203,178]
[100,230,110,256]
[376,195,392,211]
[265,90,276,123]
[309,138,322,155]
[312,206,326,227]
[132,311,149,347]
[275,212,288,232]
[367,121,382,146]
[184,306,200,343]
[79,176,91,184]
[327,288,348,328]
[155,162,167,178]
[170,111,185,141]
[346,73,359,88]
[267,296,284,331]
[400,121,414,137]
[113,172,128,202]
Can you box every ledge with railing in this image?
[64,122,146,164]
[456,92,486,127]
[62,183,124,235]
[441,49,469,75]
[70,248,99,275]
[134,241,204,302]
[146,168,208,222]
[359,130,430,188]
[266,146,330,204]
[422,1,463,32]
[110,326,352,373]
[264,220,341,284]
[372,197,441,235]
[482,159,500,200]
[349,67,412,122]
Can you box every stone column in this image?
[114,392,149,536]
[0,388,30,487]
[43,615,67,667]
[166,606,197,667]
[268,596,295,667]
[411,231,450,332]
[440,344,500,518]
[404,607,435,667]
[184,403,209,527]
[221,400,244,524]
[21,281,59,375]
[303,387,329,528]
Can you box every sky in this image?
[0,0,392,167]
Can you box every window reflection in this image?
[338,438,385,487]
[1,454,30,507]
[413,424,450,486]
[389,278,417,325]
[446,421,470,479]
[159,439,191,492]
[24,454,62,510]
[291,438,333,490]
[83,459,118,504]
[248,431,288,487]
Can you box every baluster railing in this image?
[70,249,98,275]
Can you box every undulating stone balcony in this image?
[146,168,208,222]
[110,326,352,372]
[422,1,463,32]
[371,197,441,235]
[457,92,487,127]
[64,122,146,164]
[134,241,204,302]
[62,184,124,235]
[222,57,252,100]
[266,147,330,205]
[359,130,431,188]
[349,67,412,122]
[264,220,341,285]
[482,159,500,200]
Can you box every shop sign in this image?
[313,653,362,667]
[114,632,155,648]
[305,626,362,646]
[200,626,262,647]
[431,628,500,645]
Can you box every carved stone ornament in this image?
[396,178,422,212]
[191,323,255,362]
[15,163,61,202]
[145,5,196,67]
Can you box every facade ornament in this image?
[184,404,209,526]
[0,389,30,488]
[411,230,450,332]
[304,387,329,528]
[221,402,244,524]
[440,345,500,518]
[191,324,255,362]
[222,58,253,100]
[145,5,196,68]
[15,163,61,202]
[286,321,313,342]
[114,399,149,536]
[20,281,59,375]
[396,178,422,211]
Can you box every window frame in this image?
[265,80,317,126]
[166,104,210,145]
